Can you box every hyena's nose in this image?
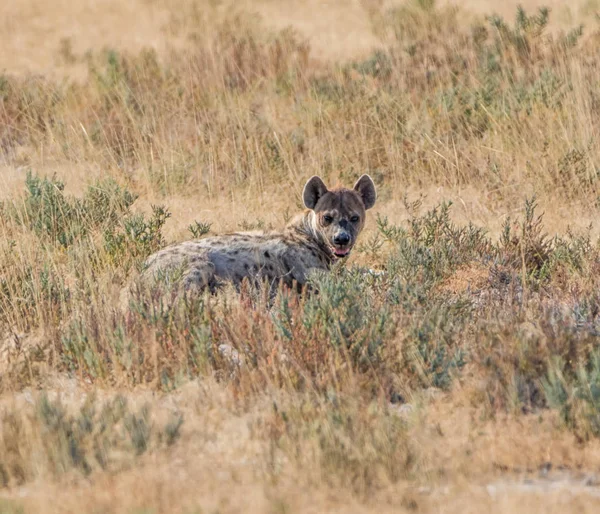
[334,233,350,246]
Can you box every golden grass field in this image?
[3,0,600,512]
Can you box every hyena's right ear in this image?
[303,176,328,210]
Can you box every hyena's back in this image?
[140,231,327,295]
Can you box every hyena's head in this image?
[302,174,376,259]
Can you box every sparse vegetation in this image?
[3,0,600,512]
[0,394,182,487]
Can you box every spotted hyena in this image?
[137,174,376,297]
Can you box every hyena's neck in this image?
[285,211,334,265]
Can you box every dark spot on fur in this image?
[244,263,249,270]
[264,251,271,259]
[267,264,274,271]
[232,249,239,255]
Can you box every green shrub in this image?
[543,349,600,440]
[7,172,137,248]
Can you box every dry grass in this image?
[3,0,600,512]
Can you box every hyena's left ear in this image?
[303,176,329,210]
[353,174,376,210]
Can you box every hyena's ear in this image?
[353,174,376,210]
[303,176,329,210]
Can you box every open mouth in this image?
[331,246,352,259]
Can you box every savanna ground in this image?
[3,0,600,512]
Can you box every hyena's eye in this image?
[350,215,360,223]
[323,215,333,224]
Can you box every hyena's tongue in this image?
[333,247,350,258]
